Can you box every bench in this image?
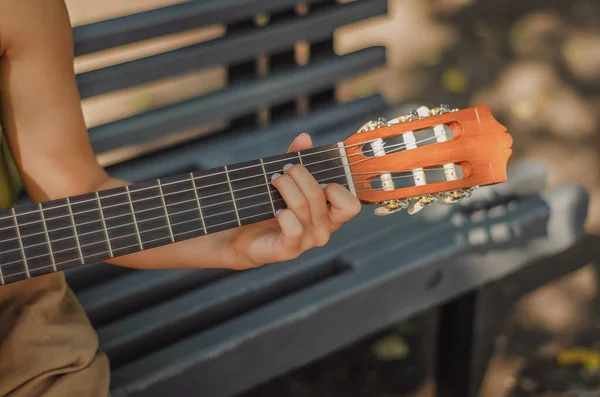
[39,1,597,396]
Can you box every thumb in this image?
[287,133,313,153]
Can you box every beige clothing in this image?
[0,274,110,396]
[0,125,110,396]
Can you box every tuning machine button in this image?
[386,110,419,126]
[361,105,477,217]
[358,118,387,133]
[436,187,479,205]
[373,199,410,216]
[406,194,439,215]
[429,104,457,115]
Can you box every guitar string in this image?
[0,151,389,232]
[3,206,338,280]
[0,174,433,279]
[0,168,445,263]
[0,135,441,235]
[0,136,419,223]
[0,134,441,223]
[0,165,444,248]
[0,151,450,254]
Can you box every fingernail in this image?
[283,163,294,172]
[320,183,327,189]
[271,173,281,181]
[275,209,283,216]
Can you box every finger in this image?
[275,209,304,259]
[287,133,313,153]
[271,173,312,227]
[324,183,362,228]
[285,164,330,231]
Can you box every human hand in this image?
[106,133,362,272]
[219,133,362,269]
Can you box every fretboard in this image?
[0,143,354,285]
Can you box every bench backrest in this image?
[66,0,390,291]
[63,2,391,396]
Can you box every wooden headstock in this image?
[343,104,512,216]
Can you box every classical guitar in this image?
[0,104,512,286]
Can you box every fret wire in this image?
[0,156,436,238]
[0,128,436,249]
[297,152,304,165]
[260,158,276,216]
[157,179,175,243]
[66,197,85,264]
[1,182,271,247]
[0,135,441,225]
[189,172,208,234]
[0,180,350,272]
[38,203,57,272]
[0,162,384,255]
[3,190,275,259]
[224,166,241,227]
[125,185,144,250]
[1,207,291,279]
[0,173,353,265]
[0,188,275,259]
[13,169,374,275]
[3,173,428,277]
[12,208,30,278]
[0,137,442,226]
[95,192,114,258]
[0,159,360,236]
[0,167,425,253]
[0,150,346,224]
[0,249,4,284]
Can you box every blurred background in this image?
[65,0,600,396]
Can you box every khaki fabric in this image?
[0,126,110,396]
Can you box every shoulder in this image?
[0,0,72,59]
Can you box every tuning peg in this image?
[386,109,420,126]
[358,118,387,133]
[436,187,478,205]
[406,195,438,215]
[386,104,459,127]
[416,105,432,117]
[431,104,457,115]
[373,199,409,216]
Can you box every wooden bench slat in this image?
[88,46,386,153]
[66,262,136,292]
[78,268,232,328]
[104,94,389,182]
[73,0,329,56]
[98,195,550,368]
[96,240,361,368]
[76,0,387,99]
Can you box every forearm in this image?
[104,236,233,270]
[95,176,238,270]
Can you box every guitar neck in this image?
[0,143,354,285]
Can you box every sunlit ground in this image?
[65,0,600,395]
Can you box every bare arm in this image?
[0,0,361,271]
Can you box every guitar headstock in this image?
[343,104,512,216]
